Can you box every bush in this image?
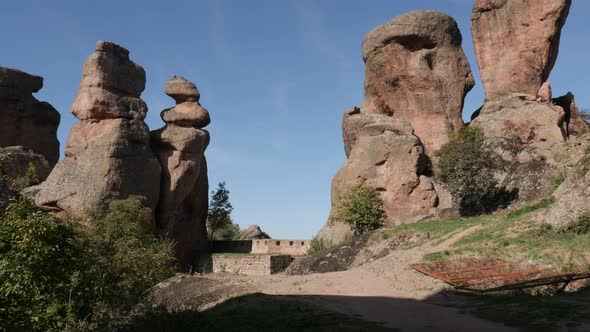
[436,126,517,216]
[306,236,331,256]
[79,197,176,329]
[332,185,384,235]
[0,198,83,331]
[0,196,176,331]
[560,212,590,236]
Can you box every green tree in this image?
[332,185,384,235]
[207,182,238,240]
[436,126,517,216]
[0,196,176,331]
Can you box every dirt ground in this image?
[154,226,516,331]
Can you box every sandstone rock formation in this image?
[0,146,52,212]
[334,112,441,224]
[361,11,474,154]
[25,41,161,217]
[471,0,571,101]
[0,67,60,165]
[553,92,588,137]
[320,11,469,244]
[546,155,590,228]
[472,97,566,143]
[151,76,210,270]
[238,225,271,240]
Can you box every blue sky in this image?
[2,1,588,239]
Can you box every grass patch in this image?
[411,197,590,271]
[125,293,398,331]
[505,197,555,221]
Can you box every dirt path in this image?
[207,225,515,331]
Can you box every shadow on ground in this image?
[122,286,590,332]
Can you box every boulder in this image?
[238,225,271,240]
[151,76,210,270]
[361,11,474,154]
[25,41,161,218]
[553,92,588,137]
[321,113,444,244]
[471,0,571,101]
[471,97,566,143]
[546,155,590,228]
[0,146,51,212]
[0,67,60,165]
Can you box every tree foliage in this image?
[436,126,517,216]
[332,185,384,235]
[207,182,239,240]
[0,196,176,331]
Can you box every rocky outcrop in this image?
[553,92,588,137]
[151,76,210,270]
[546,155,590,228]
[335,113,441,224]
[0,67,60,165]
[472,97,566,143]
[471,0,571,101]
[25,41,161,217]
[0,146,52,212]
[321,11,469,244]
[361,11,474,154]
[238,225,271,240]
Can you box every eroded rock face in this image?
[320,113,447,244]
[0,146,52,212]
[0,67,60,165]
[238,225,271,240]
[471,97,566,143]
[546,155,590,228]
[321,11,471,244]
[25,41,160,217]
[361,11,474,154]
[471,0,571,101]
[151,76,210,270]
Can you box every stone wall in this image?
[251,239,311,256]
[210,239,311,256]
[211,254,292,276]
[210,240,253,254]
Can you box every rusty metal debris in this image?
[410,258,590,293]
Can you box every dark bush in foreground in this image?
[436,126,517,216]
[0,196,176,331]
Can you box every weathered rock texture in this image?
[472,97,566,143]
[238,225,271,240]
[151,76,210,270]
[361,11,474,154]
[0,67,60,165]
[546,155,590,228]
[471,0,572,101]
[0,146,52,212]
[320,11,469,244]
[553,92,588,137]
[25,41,161,217]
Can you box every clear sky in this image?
[2,1,588,239]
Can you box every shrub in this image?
[78,197,176,329]
[0,196,176,331]
[436,126,517,216]
[560,212,590,236]
[0,197,83,331]
[307,236,331,256]
[332,185,384,235]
